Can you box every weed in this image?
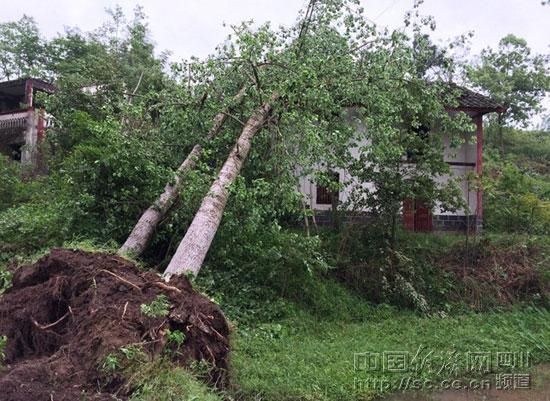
[127,359,222,401]
[0,269,11,294]
[120,344,147,362]
[166,329,186,348]
[140,294,170,318]
[188,359,212,378]
[0,335,6,365]
[100,353,121,373]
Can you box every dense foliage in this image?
[483,128,550,234]
[0,1,474,253]
[0,0,547,307]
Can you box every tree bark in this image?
[118,86,248,257]
[163,94,278,279]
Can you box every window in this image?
[316,171,340,205]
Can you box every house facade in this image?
[0,78,55,165]
[298,86,504,233]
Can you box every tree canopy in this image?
[467,34,549,127]
[0,0,547,271]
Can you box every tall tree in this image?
[0,15,46,80]
[467,34,549,154]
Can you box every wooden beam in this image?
[475,115,483,223]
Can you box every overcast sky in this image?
[1,0,549,61]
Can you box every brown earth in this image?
[0,248,230,401]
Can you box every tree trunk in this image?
[163,94,278,279]
[118,86,248,257]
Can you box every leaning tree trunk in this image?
[163,94,278,280]
[118,86,248,257]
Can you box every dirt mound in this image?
[0,248,230,401]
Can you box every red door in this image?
[403,198,433,232]
[403,198,415,231]
[414,200,433,232]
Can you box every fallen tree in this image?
[163,93,279,279]
[158,1,324,279]
[118,85,248,257]
[115,0,472,282]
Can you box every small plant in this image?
[188,359,212,378]
[140,294,170,318]
[0,269,11,294]
[166,329,186,349]
[101,353,120,373]
[101,345,146,376]
[120,344,146,361]
[0,335,7,365]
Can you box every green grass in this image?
[199,231,550,400]
[230,306,550,401]
[126,360,223,401]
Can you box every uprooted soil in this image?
[0,248,230,401]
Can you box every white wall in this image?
[298,126,479,217]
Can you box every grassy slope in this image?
[227,231,550,400]
[231,306,550,401]
[1,236,547,401]
[119,230,549,401]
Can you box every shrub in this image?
[324,223,459,313]
[484,163,550,235]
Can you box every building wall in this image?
[0,110,28,160]
[298,122,480,220]
[0,109,41,164]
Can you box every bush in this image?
[54,116,170,241]
[197,224,333,323]
[484,163,550,235]
[327,224,550,313]
[0,114,173,253]
[0,157,20,212]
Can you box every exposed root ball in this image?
[0,249,230,401]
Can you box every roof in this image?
[0,78,56,97]
[447,83,505,114]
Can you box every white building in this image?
[298,86,504,232]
